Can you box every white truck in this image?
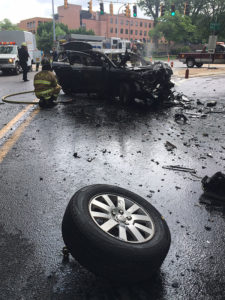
[0,30,36,75]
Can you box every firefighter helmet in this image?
[41,58,51,69]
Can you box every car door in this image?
[79,53,107,93]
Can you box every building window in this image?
[135,30,138,35]
[140,22,143,27]
[110,28,113,33]
[115,18,117,24]
[130,30,133,35]
[120,19,124,25]
[130,20,133,26]
[145,23,147,28]
[33,21,35,28]
[144,31,147,36]
[126,20,129,25]
[125,29,128,34]
[110,18,113,24]
[115,28,117,33]
[38,21,42,26]
[140,30,142,35]
[136,21,138,26]
[120,28,123,34]
[149,23,151,28]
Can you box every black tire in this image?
[62,184,171,282]
[186,59,195,68]
[119,83,133,104]
[196,62,203,68]
[14,62,21,75]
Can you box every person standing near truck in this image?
[18,42,29,81]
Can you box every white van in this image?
[0,30,36,75]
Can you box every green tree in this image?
[0,18,20,31]
[36,22,69,52]
[150,11,197,46]
[69,27,95,35]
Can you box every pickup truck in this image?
[177,43,225,68]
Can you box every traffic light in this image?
[160,4,165,17]
[184,2,190,16]
[100,2,104,15]
[133,5,137,17]
[110,2,113,15]
[125,5,129,17]
[88,0,92,13]
[171,4,175,16]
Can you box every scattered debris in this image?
[204,226,211,231]
[87,157,95,162]
[171,280,179,288]
[201,172,225,202]
[206,101,217,107]
[174,113,188,124]
[184,112,207,119]
[73,152,80,158]
[165,141,177,151]
[162,165,196,174]
[197,99,204,105]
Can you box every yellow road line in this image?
[0,105,33,140]
[0,108,40,164]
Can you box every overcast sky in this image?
[0,0,150,24]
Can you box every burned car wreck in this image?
[52,42,174,105]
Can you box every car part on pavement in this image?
[162,165,196,173]
[202,172,225,201]
[62,184,171,282]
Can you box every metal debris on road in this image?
[164,141,177,151]
[162,165,196,173]
[206,101,217,107]
[174,113,188,124]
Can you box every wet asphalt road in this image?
[0,67,225,300]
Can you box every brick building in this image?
[18,3,154,43]
[57,3,154,43]
[18,17,52,34]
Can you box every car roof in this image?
[62,41,93,51]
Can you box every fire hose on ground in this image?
[1,90,72,105]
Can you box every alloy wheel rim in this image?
[89,193,155,243]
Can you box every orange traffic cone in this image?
[150,56,152,62]
[168,54,170,62]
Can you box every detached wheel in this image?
[62,184,171,282]
[186,59,195,68]
[119,83,133,104]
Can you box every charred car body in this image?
[52,42,174,105]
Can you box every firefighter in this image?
[34,58,61,108]
[18,42,29,82]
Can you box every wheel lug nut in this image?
[127,216,132,220]
[112,210,116,216]
[119,210,124,214]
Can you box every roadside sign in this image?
[210,23,220,30]
[208,35,217,53]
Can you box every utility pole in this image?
[52,0,56,42]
